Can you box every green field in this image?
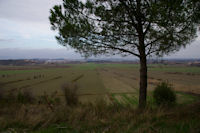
[0,63,200,106]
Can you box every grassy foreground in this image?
[0,64,200,132]
[0,99,200,133]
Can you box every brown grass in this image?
[0,98,200,132]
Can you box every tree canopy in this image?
[49,0,200,107]
[49,0,200,58]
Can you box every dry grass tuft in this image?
[62,83,79,106]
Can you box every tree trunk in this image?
[136,0,147,108]
[138,30,147,108]
[139,54,147,108]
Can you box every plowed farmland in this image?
[0,63,200,105]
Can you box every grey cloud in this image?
[167,40,200,59]
[0,48,82,59]
[0,0,61,23]
[0,38,15,42]
[0,45,199,60]
[0,0,199,59]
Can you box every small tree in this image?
[49,0,200,108]
[153,82,176,106]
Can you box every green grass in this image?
[111,93,122,105]
[69,63,139,70]
[147,93,154,105]
[99,63,139,68]
[0,69,44,75]
[69,63,99,70]
[121,94,138,105]
[149,65,200,73]
[176,91,200,104]
[1,63,200,75]
[0,68,69,75]
[111,91,198,107]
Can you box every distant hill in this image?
[0,58,199,66]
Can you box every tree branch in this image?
[79,36,140,57]
[119,0,138,31]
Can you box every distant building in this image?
[188,61,200,67]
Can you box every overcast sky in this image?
[0,0,200,59]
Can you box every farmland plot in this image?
[0,63,199,105]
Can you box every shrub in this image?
[153,82,176,106]
[62,83,78,106]
[38,91,60,105]
[38,92,48,104]
[17,90,35,104]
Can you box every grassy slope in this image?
[1,101,200,133]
